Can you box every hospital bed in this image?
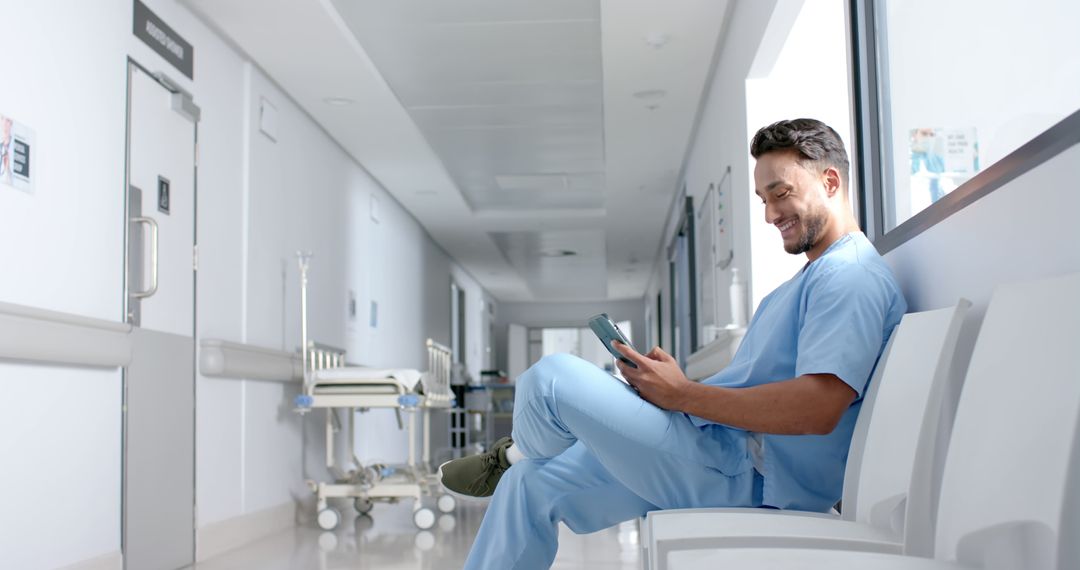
[292,253,456,531]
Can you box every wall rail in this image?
[199,339,303,382]
[0,302,133,368]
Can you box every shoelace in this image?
[465,451,504,495]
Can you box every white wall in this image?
[882,140,1080,522]
[0,1,489,566]
[644,0,777,355]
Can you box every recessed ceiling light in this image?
[323,97,354,106]
[644,32,671,49]
[632,89,667,100]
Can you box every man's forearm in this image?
[675,374,856,435]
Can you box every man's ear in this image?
[822,166,842,197]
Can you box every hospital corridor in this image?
[1,0,1079,569]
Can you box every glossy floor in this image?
[187,500,641,569]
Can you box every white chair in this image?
[662,272,1080,570]
[644,301,970,569]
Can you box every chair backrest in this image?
[841,301,970,541]
[934,273,1080,570]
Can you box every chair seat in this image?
[648,507,902,558]
[668,547,972,570]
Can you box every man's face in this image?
[753,149,832,256]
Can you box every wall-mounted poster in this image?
[908,126,978,209]
[0,113,35,194]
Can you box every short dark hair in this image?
[750,118,850,185]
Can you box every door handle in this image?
[131,216,159,298]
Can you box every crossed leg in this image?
[464,354,759,569]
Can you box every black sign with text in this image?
[133,0,194,79]
[12,139,29,178]
[157,176,171,215]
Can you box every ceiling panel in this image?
[381,20,600,54]
[387,52,601,92]
[406,80,600,108]
[185,0,730,302]
[490,230,607,299]
[340,0,599,24]
[407,102,601,130]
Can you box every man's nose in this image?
[764,200,780,224]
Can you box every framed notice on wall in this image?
[0,113,34,194]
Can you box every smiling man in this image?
[440,118,908,570]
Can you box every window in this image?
[668,197,696,367]
[450,282,466,363]
[854,0,1080,247]
[745,0,851,309]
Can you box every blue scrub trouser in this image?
[463,353,761,569]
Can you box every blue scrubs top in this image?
[693,232,907,512]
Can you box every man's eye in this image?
[776,191,790,199]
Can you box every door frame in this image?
[121,56,200,567]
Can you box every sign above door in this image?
[133,0,194,79]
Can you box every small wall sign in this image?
[0,113,34,194]
[157,176,171,215]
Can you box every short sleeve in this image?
[795,265,891,398]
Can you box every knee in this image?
[518,353,582,391]
[538,352,583,370]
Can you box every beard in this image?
[785,211,826,255]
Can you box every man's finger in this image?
[652,346,676,363]
[612,340,646,366]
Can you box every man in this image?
[440,118,907,569]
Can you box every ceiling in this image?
[183,0,730,302]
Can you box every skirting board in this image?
[58,551,123,570]
[197,501,297,562]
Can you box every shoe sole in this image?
[436,461,492,503]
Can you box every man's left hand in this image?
[613,342,695,411]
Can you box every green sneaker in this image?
[438,436,514,498]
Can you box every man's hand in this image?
[613,341,696,411]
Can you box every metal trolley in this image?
[292,253,456,531]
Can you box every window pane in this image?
[879,0,1080,230]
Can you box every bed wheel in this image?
[413,506,436,530]
[354,497,374,514]
[317,507,341,531]
[436,493,456,513]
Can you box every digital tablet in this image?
[587,313,638,369]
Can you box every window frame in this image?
[849,0,1080,254]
